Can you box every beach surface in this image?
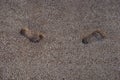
[0,0,120,80]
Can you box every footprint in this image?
[82,30,105,44]
[20,27,44,43]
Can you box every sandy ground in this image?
[0,0,120,80]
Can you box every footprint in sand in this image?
[20,27,44,43]
[82,30,106,44]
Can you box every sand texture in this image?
[0,0,120,80]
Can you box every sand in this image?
[0,0,120,80]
